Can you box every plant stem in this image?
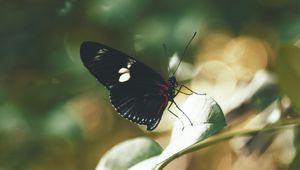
[156,118,300,170]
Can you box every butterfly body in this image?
[80,41,178,131]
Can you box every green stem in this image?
[156,118,300,170]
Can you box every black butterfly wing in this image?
[80,41,170,131]
[80,41,164,90]
[109,82,169,131]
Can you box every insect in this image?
[80,33,200,131]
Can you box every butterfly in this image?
[80,33,199,131]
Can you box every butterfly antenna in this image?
[163,43,171,75]
[172,32,197,76]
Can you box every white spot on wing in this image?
[94,55,101,61]
[117,59,136,83]
[94,48,108,61]
[118,68,129,74]
[119,73,130,82]
[98,48,108,54]
[127,59,136,68]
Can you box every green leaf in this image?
[129,94,226,170]
[96,137,163,170]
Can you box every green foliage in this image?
[276,45,300,112]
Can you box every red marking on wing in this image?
[158,83,169,91]
[157,90,169,116]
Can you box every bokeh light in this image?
[1,0,300,169]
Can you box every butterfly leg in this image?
[172,100,193,127]
[167,102,185,130]
[172,86,194,127]
[174,84,183,96]
[177,85,205,95]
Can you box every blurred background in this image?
[1,0,300,170]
